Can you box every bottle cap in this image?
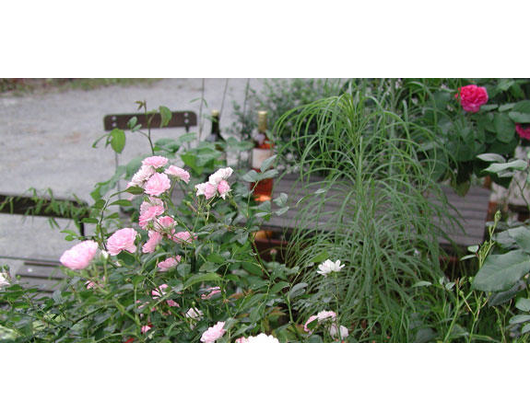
[211,109,220,117]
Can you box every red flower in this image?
[516,124,530,140]
[455,85,488,113]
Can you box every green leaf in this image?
[109,199,133,207]
[242,261,263,276]
[509,314,530,325]
[310,251,330,263]
[521,324,530,334]
[184,272,222,289]
[476,153,505,163]
[127,116,138,129]
[473,250,530,292]
[226,137,254,151]
[508,226,530,252]
[494,113,515,143]
[513,100,530,113]
[483,160,527,177]
[241,170,260,183]
[412,281,432,288]
[273,193,288,207]
[289,282,308,299]
[159,106,172,127]
[110,128,126,154]
[259,169,279,180]
[124,186,144,195]
[509,100,530,123]
[260,154,277,172]
[270,281,290,294]
[515,297,530,312]
[508,112,530,124]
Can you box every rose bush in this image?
[0,105,355,343]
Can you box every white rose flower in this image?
[329,324,349,340]
[316,259,345,277]
[208,167,233,186]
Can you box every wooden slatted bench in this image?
[103,110,197,132]
[169,170,492,257]
[254,174,493,256]
[1,256,67,296]
[0,193,90,293]
[0,193,90,236]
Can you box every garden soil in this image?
[0,78,264,273]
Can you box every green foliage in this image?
[4,78,530,343]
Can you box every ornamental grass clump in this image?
[275,90,453,342]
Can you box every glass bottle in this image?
[250,110,273,201]
[205,109,227,165]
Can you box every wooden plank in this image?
[13,259,65,294]
[263,176,491,249]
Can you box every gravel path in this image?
[0,78,264,272]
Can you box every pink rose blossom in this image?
[304,315,319,333]
[129,165,156,188]
[200,321,226,343]
[60,240,98,270]
[171,231,196,244]
[142,230,163,253]
[85,281,96,289]
[195,168,234,200]
[139,197,164,213]
[141,325,152,334]
[516,124,530,140]
[304,310,337,333]
[139,205,165,229]
[329,324,349,340]
[154,216,177,232]
[151,283,179,307]
[208,167,233,185]
[217,180,231,199]
[455,85,488,113]
[157,255,182,272]
[144,172,171,196]
[142,155,168,168]
[106,228,138,256]
[165,165,191,183]
[195,182,217,199]
[235,337,249,343]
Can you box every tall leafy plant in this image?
[274,90,453,342]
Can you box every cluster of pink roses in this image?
[60,159,235,274]
[195,167,233,200]
[58,158,241,342]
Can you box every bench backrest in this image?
[0,193,89,236]
[103,111,198,132]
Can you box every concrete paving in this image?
[0,78,265,273]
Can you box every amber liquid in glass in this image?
[251,111,273,202]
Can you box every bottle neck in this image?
[211,116,220,135]
[258,111,267,133]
